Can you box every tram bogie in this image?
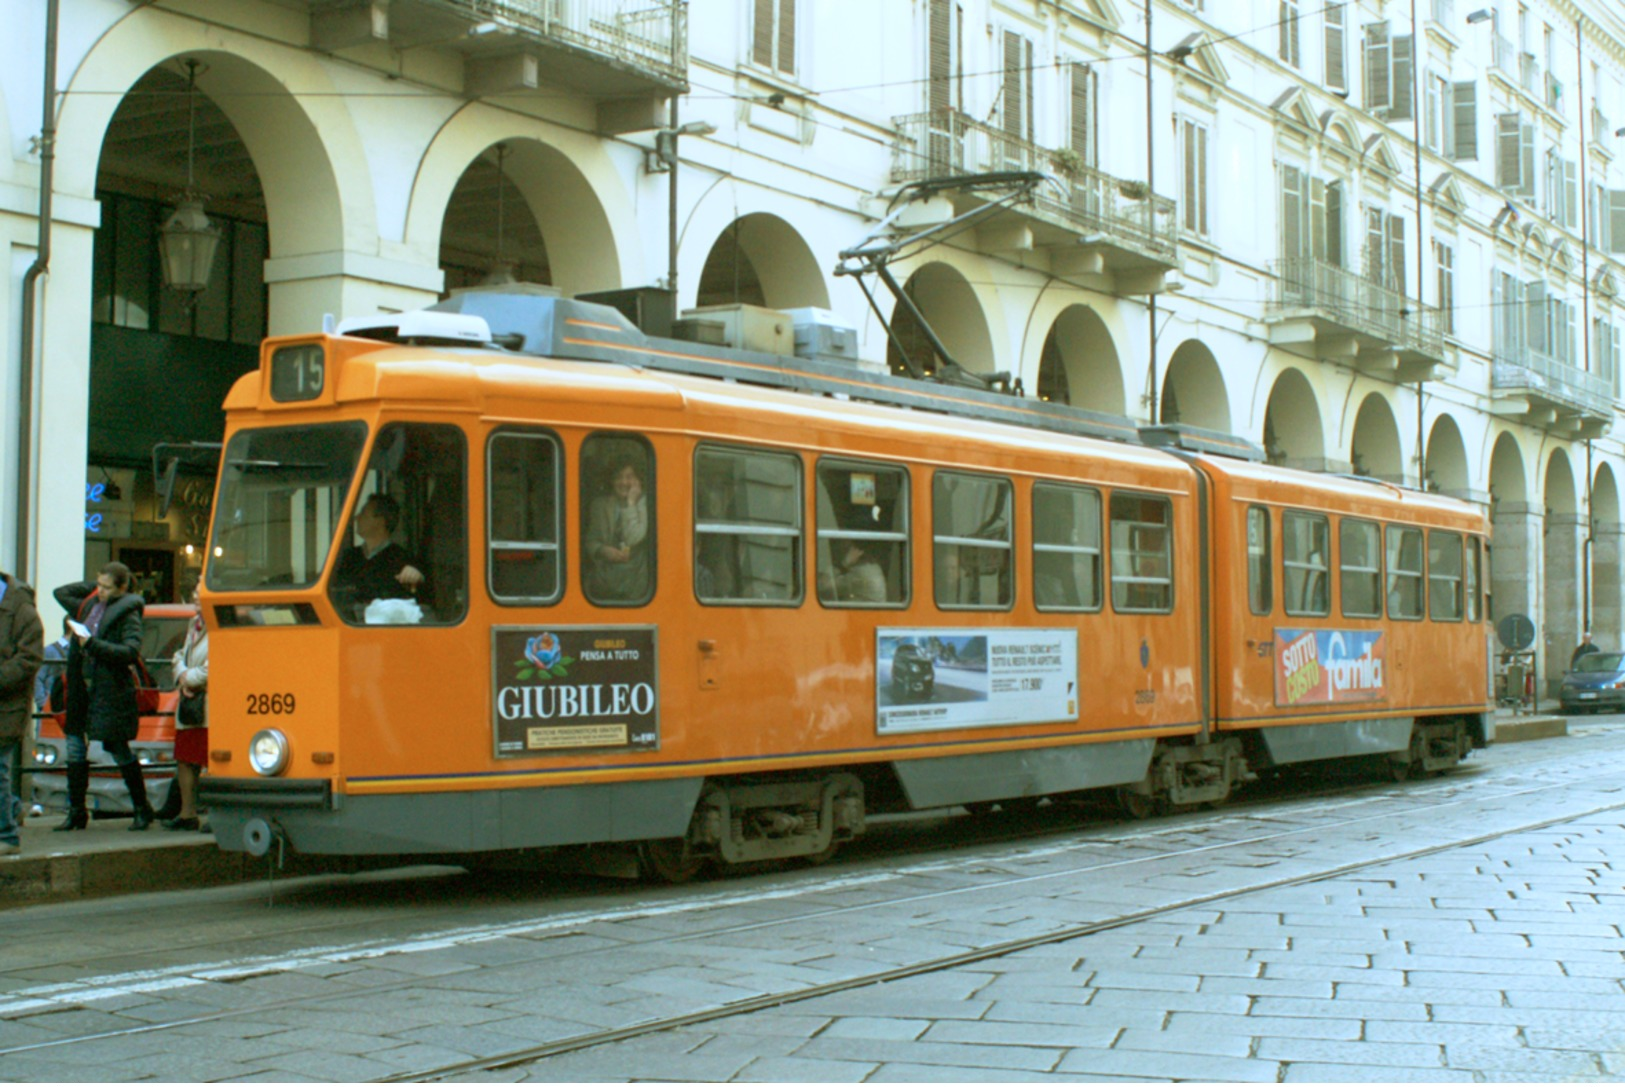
[197,290,1493,881]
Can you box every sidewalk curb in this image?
[1497,716,1569,742]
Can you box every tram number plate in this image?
[246,693,296,715]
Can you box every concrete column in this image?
[1490,501,1540,626]
[1592,524,1624,652]
[1543,512,1585,696]
[264,252,445,335]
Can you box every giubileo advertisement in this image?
[492,626,658,757]
[876,628,1079,735]
[1274,628,1387,707]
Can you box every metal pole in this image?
[1144,0,1158,424]
[666,95,679,298]
[1577,13,1594,633]
[1411,0,1425,488]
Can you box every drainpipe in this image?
[15,0,59,582]
[1577,14,1593,634]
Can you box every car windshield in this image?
[1573,653,1625,673]
[207,422,367,591]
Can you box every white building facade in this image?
[3,0,1624,687]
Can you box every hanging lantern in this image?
[158,59,221,294]
[158,197,221,292]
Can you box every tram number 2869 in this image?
[246,693,296,715]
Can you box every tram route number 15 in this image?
[246,693,296,715]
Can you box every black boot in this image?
[121,762,154,831]
[53,762,89,831]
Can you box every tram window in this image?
[694,445,802,605]
[207,422,367,594]
[1339,519,1382,619]
[1246,506,1271,616]
[487,431,562,604]
[815,460,908,607]
[1110,493,1173,614]
[1386,525,1426,620]
[581,434,656,606]
[1429,530,1464,621]
[1033,483,1102,611]
[1282,511,1330,617]
[1466,537,1482,622]
[934,473,1013,609]
[330,422,468,626]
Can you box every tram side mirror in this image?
[155,456,181,518]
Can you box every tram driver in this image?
[331,494,425,617]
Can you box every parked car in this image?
[889,643,936,703]
[1559,651,1625,715]
[31,603,193,816]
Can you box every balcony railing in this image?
[1492,347,1613,419]
[1269,257,1445,359]
[891,109,1177,265]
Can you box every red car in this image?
[31,603,194,817]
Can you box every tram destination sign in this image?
[491,625,659,757]
[876,628,1079,734]
[1274,627,1387,707]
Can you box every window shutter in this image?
[1564,160,1579,230]
[1564,301,1577,365]
[1364,22,1392,112]
[777,0,796,76]
[1365,206,1385,283]
[1610,190,1625,255]
[1491,273,1505,353]
[1326,181,1344,267]
[1525,279,1547,353]
[1282,166,1305,260]
[1390,35,1414,120]
[1311,177,1328,261]
[1002,29,1023,139]
[928,0,952,114]
[1519,120,1536,198]
[1496,112,1521,189]
[1425,75,1442,150]
[1183,121,1208,235]
[1022,37,1034,143]
[1545,147,1561,218]
[1386,214,1406,295]
[1280,0,1301,67]
[1070,63,1096,166]
[753,0,775,67]
[1451,82,1477,160]
[1325,3,1347,91]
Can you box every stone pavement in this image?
[508,808,1625,1083]
[0,707,1575,911]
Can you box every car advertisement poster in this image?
[491,626,659,757]
[1274,627,1387,706]
[876,628,1079,734]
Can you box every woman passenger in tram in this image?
[585,459,652,602]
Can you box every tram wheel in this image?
[638,838,704,883]
[1116,788,1159,820]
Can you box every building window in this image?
[1434,240,1455,336]
[1068,62,1098,169]
[752,0,796,77]
[1280,0,1301,67]
[1180,118,1209,237]
[1000,29,1034,149]
[1325,3,1347,91]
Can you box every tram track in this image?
[2,752,1622,1078]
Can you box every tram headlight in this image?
[249,729,291,777]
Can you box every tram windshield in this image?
[207,422,368,592]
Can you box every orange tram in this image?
[198,288,1492,879]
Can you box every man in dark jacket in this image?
[0,570,44,854]
[53,562,154,831]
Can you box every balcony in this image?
[307,0,686,126]
[890,110,1178,293]
[1491,348,1613,436]
[1264,257,1447,381]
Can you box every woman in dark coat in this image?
[52,562,154,831]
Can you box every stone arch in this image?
[1544,448,1582,689]
[694,212,830,311]
[1592,463,1622,648]
[887,262,996,378]
[1261,368,1324,469]
[1036,305,1123,415]
[1425,414,1471,496]
[1350,393,1404,482]
[1489,431,1533,630]
[1160,340,1230,432]
[410,121,635,299]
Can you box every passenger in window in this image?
[833,541,887,603]
[332,494,425,615]
[586,460,652,602]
